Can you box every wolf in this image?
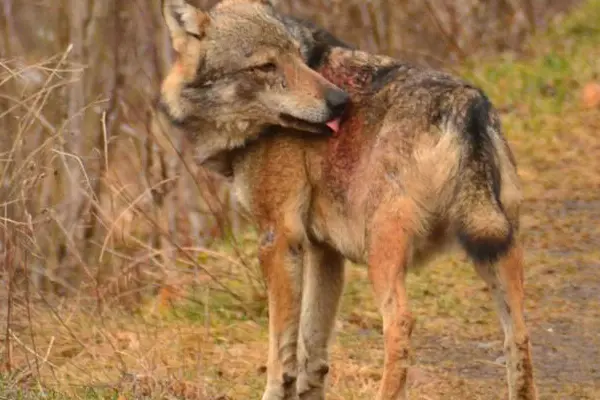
[157,1,538,399]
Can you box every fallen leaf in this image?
[581,82,600,108]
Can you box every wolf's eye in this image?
[186,31,203,41]
[253,62,277,73]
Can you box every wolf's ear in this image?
[259,0,279,6]
[162,0,209,48]
[232,0,279,7]
[256,0,279,6]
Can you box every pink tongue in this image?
[326,118,341,133]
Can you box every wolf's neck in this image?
[158,108,263,163]
[318,48,409,95]
[192,118,264,162]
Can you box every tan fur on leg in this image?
[260,230,304,400]
[474,244,538,400]
[297,244,345,400]
[368,200,415,400]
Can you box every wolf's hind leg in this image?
[369,199,416,400]
[473,243,538,400]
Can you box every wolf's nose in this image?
[325,88,349,118]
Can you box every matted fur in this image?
[157,1,538,399]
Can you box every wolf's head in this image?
[159,0,349,138]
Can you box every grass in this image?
[2,0,600,398]
[462,0,600,202]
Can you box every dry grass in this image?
[2,0,600,399]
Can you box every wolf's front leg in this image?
[260,227,305,400]
[296,244,345,400]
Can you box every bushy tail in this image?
[453,93,514,264]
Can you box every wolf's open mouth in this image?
[279,113,339,135]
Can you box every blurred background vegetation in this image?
[1,0,599,399]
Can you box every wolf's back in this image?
[284,15,516,263]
